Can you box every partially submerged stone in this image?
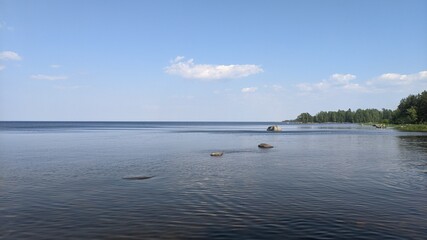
[267,125,282,131]
[123,176,154,180]
[210,152,224,157]
[258,143,274,148]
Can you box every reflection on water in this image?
[0,122,426,239]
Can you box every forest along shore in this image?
[289,91,427,131]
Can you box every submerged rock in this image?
[210,152,224,157]
[122,176,154,180]
[267,125,282,131]
[258,143,274,148]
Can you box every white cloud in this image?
[173,56,185,62]
[165,56,263,80]
[50,64,61,68]
[298,70,427,94]
[342,83,363,90]
[377,71,427,85]
[296,80,330,92]
[330,73,356,83]
[364,70,427,92]
[0,51,22,61]
[0,65,5,71]
[296,83,313,92]
[31,74,68,81]
[241,87,258,93]
[297,73,360,92]
[271,84,283,91]
[379,73,402,80]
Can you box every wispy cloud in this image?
[0,65,5,71]
[241,87,258,93]
[0,51,22,61]
[54,85,84,90]
[31,74,68,81]
[0,21,14,31]
[50,64,61,68]
[165,56,263,80]
[271,84,284,91]
[263,84,284,92]
[213,88,233,95]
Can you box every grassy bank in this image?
[388,124,427,132]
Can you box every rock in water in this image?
[267,125,282,131]
[258,143,274,148]
[210,152,224,157]
[123,176,154,180]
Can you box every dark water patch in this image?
[221,149,258,154]
[203,148,278,156]
[397,135,427,175]
[122,176,154,180]
[398,135,427,149]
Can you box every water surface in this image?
[0,122,426,239]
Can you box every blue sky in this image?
[1,0,426,121]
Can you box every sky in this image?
[0,0,426,121]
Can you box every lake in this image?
[0,122,426,239]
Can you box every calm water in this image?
[0,122,426,239]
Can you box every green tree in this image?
[345,108,353,122]
[418,91,427,123]
[293,91,426,125]
[296,113,313,123]
[407,106,418,123]
[392,91,426,124]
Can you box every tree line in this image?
[393,90,427,124]
[295,91,427,124]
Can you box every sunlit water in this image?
[0,122,426,239]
